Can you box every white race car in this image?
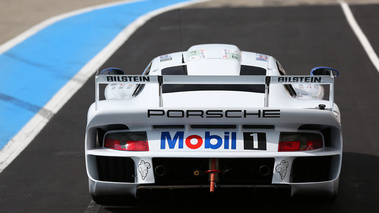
[85,44,342,205]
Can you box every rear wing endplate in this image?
[95,75,335,111]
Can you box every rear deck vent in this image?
[243,125,275,129]
[153,125,185,129]
[191,125,237,129]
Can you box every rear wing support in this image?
[269,75,335,112]
[95,75,335,111]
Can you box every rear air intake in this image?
[95,156,135,182]
[191,125,237,129]
[152,158,274,185]
[243,125,275,129]
[292,156,332,182]
[153,125,185,129]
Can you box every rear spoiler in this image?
[95,75,335,111]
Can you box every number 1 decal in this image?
[250,133,258,149]
[243,132,267,150]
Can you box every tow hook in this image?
[206,158,222,193]
[193,158,223,193]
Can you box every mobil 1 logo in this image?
[243,132,266,150]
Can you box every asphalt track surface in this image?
[1,1,379,213]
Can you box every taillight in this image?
[278,132,323,152]
[104,131,149,151]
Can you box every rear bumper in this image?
[89,178,339,205]
[87,154,341,199]
[137,184,291,204]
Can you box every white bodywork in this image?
[85,44,342,204]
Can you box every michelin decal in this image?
[138,160,151,180]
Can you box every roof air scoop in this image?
[186,44,241,61]
[186,44,242,75]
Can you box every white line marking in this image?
[84,200,101,213]
[340,1,379,73]
[0,0,137,54]
[0,0,136,173]
[0,0,206,173]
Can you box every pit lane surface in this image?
[1,1,379,212]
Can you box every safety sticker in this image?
[222,49,241,61]
[160,54,172,62]
[256,53,268,62]
[138,160,151,180]
[187,49,206,61]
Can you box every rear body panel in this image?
[85,44,342,204]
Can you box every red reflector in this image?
[278,141,301,152]
[104,131,148,151]
[105,138,124,150]
[104,138,149,151]
[279,140,323,152]
[306,139,323,150]
[125,140,149,151]
[278,132,323,152]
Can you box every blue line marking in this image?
[0,0,193,149]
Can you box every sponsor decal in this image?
[275,160,289,180]
[222,49,241,61]
[277,76,321,83]
[160,131,237,150]
[243,132,266,150]
[106,75,150,83]
[138,160,151,180]
[148,109,280,119]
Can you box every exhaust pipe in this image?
[154,165,166,176]
[258,165,270,176]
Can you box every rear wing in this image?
[95,75,335,111]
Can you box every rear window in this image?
[162,84,265,93]
[161,65,266,94]
[162,65,187,75]
[161,65,266,76]
[240,65,266,75]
